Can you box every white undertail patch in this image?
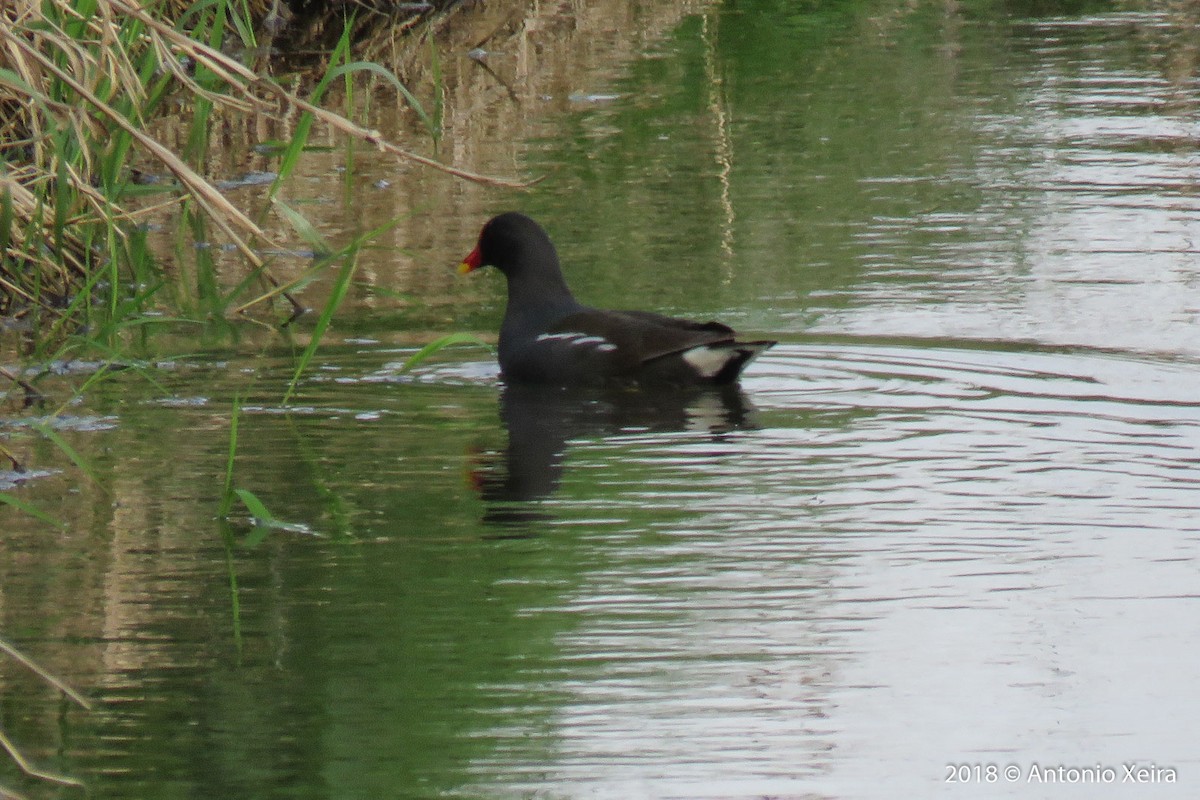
[681,344,733,378]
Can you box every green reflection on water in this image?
[9,0,1195,797]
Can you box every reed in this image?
[0,634,90,794]
[1,0,522,345]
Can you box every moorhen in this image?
[459,212,775,386]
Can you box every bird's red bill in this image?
[458,245,483,274]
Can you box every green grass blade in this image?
[0,179,13,256]
[32,422,103,489]
[327,61,437,139]
[272,197,330,255]
[282,252,357,405]
[279,213,409,404]
[0,493,66,528]
[234,488,275,525]
[267,19,353,203]
[228,0,258,50]
[0,67,41,100]
[401,333,492,372]
[269,110,316,200]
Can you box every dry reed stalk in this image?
[0,636,92,709]
[106,0,532,188]
[0,26,271,266]
[0,728,85,789]
[0,636,90,790]
[1,0,528,319]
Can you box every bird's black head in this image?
[458,212,557,278]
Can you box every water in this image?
[3,2,1200,798]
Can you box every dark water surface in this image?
[4,1,1200,798]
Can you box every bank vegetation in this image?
[0,0,508,361]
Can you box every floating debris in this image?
[214,171,278,191]
[568,92,621,103]
[0,468,58,490]
[153,396,210,408]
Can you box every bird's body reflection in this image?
[470,382,758,529]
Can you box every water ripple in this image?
[493,341,1200,796]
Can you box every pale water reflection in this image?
[3,2,1200,799]
[446,343,1200,798]
[755,12,1200,357]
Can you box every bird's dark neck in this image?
[502,272,580,331]
[500,245,581,328]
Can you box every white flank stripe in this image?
[535,332,615,352]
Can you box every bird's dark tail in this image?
[712,340,776,384]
